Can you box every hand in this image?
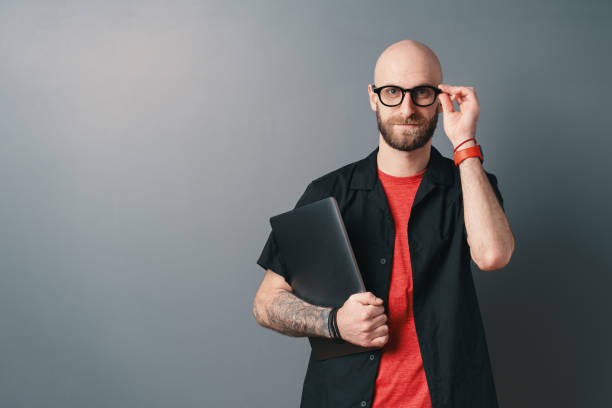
[437,84,481,148]
[336,292,389,348]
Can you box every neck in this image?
[376,134,431,177]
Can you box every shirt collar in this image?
[349,144,454,190]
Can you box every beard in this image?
[376,104,439,152]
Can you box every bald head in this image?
[374,40,442,88]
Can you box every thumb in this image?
[353,292,383,305]
[438,92,454,113]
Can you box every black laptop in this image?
[269,196,380,360]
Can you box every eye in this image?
[383,87,401,96]
[414,86,434,98]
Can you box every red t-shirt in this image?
[372,166,433,408]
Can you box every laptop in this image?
[269,196,381,360]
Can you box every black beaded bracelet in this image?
[328,307,344,343]
[330,307,339,341]
[329,308,339,342]
[332,308,344,343]
[327,307,335,340]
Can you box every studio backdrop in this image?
[0,1,610,407]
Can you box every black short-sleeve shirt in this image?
[256,145,505,408]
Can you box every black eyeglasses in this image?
[371,84,442,107]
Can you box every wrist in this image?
[328,306,344,343]
[454,144,483,167]
[457,155,481,167]
[453,136,477,151]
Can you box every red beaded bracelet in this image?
[454,137,477,152]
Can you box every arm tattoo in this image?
[262,290,332,338]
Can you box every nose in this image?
[398,91,417,116]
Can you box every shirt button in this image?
[380,257,386,264]
[369,354,375,360]
[360,401,367,407]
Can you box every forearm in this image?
[256,289,333,338]
[458,155,514,269]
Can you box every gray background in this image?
[1,1,610,407]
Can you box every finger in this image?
[456,93,479,110]
[370,324,389,339]
[365,305,385,318]
[440,87,476,104]
[438,84,476,95]
[439,83,466,95]
[371,312,388,328]
[353,292,383,306]
[371,335,389,347]
[438,92,454,113]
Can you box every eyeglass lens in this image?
[379,86,436,106]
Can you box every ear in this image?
[368,84,377,112]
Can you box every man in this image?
[253,39,514,408]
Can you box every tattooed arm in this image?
[253,269,333,338]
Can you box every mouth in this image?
[396,123,420,126]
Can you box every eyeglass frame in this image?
[371,84,443,107]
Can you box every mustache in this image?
[395,121,423,125]
[392,116,424,125]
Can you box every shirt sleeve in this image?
[256,181,325,285]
